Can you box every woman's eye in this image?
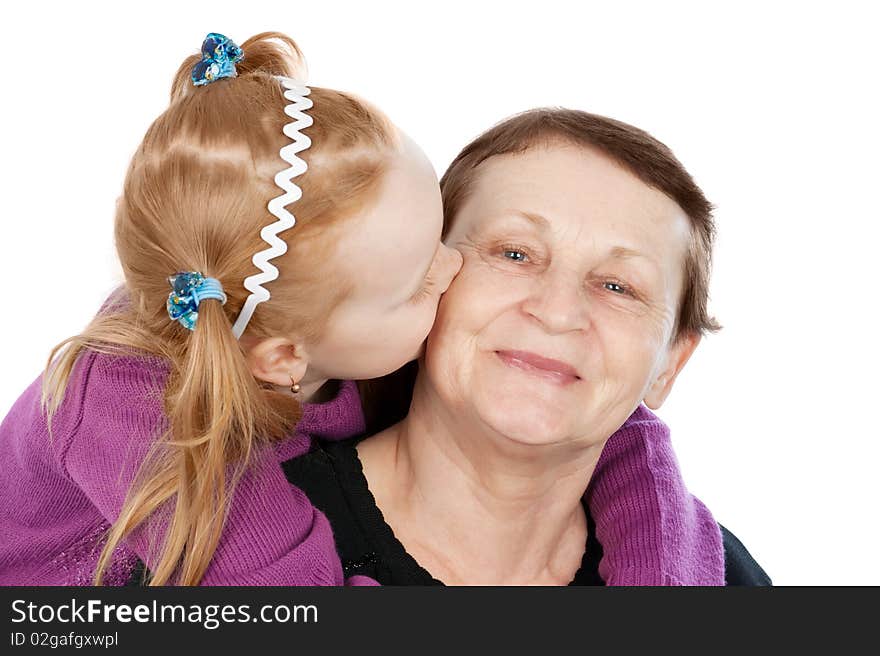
[603,281,629,295]
[501,248,529,262]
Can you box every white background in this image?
[1,1,877,585]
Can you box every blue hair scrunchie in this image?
[191,33,244,86]
[166,272,228,331]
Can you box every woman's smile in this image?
[494,349,582,386]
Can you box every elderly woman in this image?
[284,108,770,585]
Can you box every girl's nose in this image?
[438,245,463,293]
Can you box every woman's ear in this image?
[643,332,701,410]
[240,336,310,388]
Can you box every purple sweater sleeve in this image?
[585,405,725,585]
[55,351,370,585]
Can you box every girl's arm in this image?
[57,350,367,585]
[584,405,725,585]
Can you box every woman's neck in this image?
[357,375,604,585]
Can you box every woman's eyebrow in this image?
[498,216,657,262]
[608,245,662,271]
[510,210,550,230]
[477,210,550,232]
[481,214,661,269]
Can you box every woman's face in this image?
[425,142,700,447]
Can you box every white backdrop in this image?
[1,1,877,585]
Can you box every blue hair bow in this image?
[191,33,244,86]
[166,272,228,331]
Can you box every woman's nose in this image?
[437,245,463,293]
[520,272,590,335]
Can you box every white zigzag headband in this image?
[231,77,313,339]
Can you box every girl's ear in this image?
[241,336,310,387]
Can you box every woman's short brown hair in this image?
[439,108,721,340]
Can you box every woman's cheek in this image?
[608,306,672,356]
[600,319,663,387]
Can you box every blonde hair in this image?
[40,32,395,585]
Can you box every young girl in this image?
[0,32,722,585]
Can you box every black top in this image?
[282,436,772,586]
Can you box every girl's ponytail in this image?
[96,296,298,585]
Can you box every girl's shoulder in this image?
[85,350,171,400]
[45,349,171,466]
[0,348,170,480]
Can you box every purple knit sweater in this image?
[0,349,723,585]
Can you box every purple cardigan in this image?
[0,349,723,585]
